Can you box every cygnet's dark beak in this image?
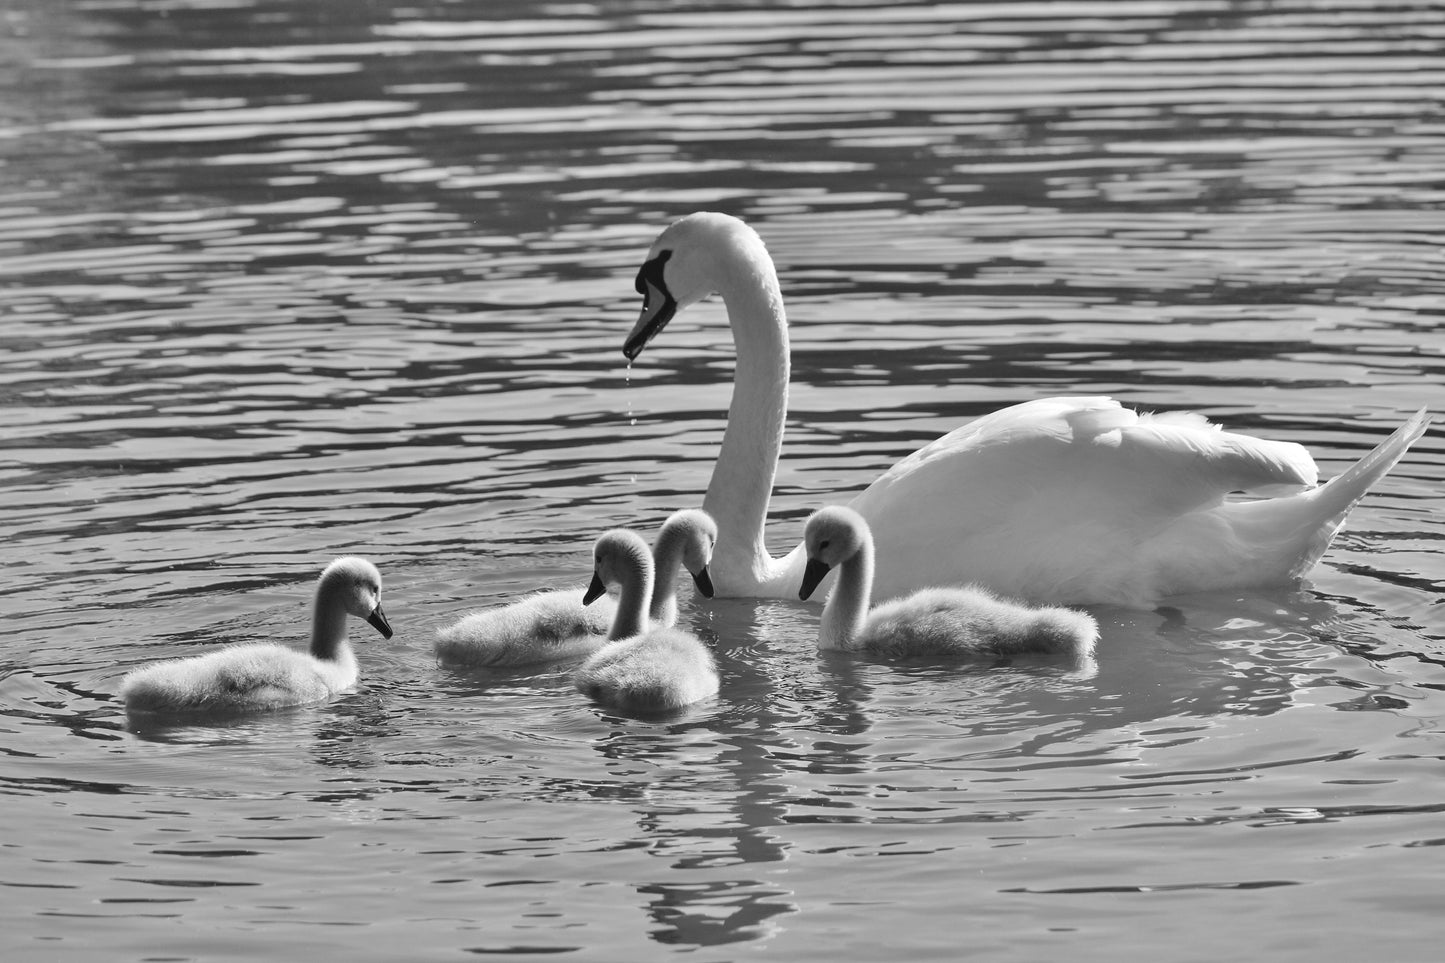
[623,252,676,361]
[582,571,607,606]
[366,604,394,640]
[799,558,831,601]
[691,566,715,599]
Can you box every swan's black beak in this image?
[366,604,394,640]
[692,566,715,599]
[623,251,676,361]
[583,571,607,606]
[799,558,831,601]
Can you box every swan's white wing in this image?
[1095,409,1318,506]
[848,397,1319,604]
[857,397,1315,516]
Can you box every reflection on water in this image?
[2,0,1442,959]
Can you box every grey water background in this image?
[2,0,1443,959]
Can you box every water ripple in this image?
[1,0,1442,957]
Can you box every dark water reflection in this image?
[2,0,1443,959]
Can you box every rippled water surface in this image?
[2,1,1442,960]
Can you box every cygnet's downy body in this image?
[574,526,720,713]
[436,510,716,667]
[800,506,1097,663]
[120,556,393,713]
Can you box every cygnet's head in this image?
[320,556,393,639]
[661,508,718,598]
[624,212,766,360]
[584,529,653,605]
[799,506,871,601]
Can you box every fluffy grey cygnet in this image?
[120,556,393,713]
[573,527,720,713]
[800,506,1097,662]
[435,509,716,667]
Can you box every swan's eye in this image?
[819,539,831,551]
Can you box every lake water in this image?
[2,0,1442,959]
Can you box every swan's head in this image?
[659,508,718,598]
[799,506,870,601]
[320,556,393,639]
[624,212,766,360]
[584,529,653,605]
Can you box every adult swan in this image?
[623,212,1430,608]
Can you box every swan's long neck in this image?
[701,244,795,595]
[309,577,352,661]
[820,536,874,652]
[609,552,654,642]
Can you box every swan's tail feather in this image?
[1285,408,1430,576]
[1311,408,1429,520]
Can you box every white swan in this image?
[120,557,393,713]
[623,211,1431,608]
[799,506,1097,663]
[435,509,716,667]
[573,528,720,713]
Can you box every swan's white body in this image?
[120,557,393,713]
[624,212,1431,608]
[801,506,1097,662]
[573,529,720,713]
[435,510,716,667]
